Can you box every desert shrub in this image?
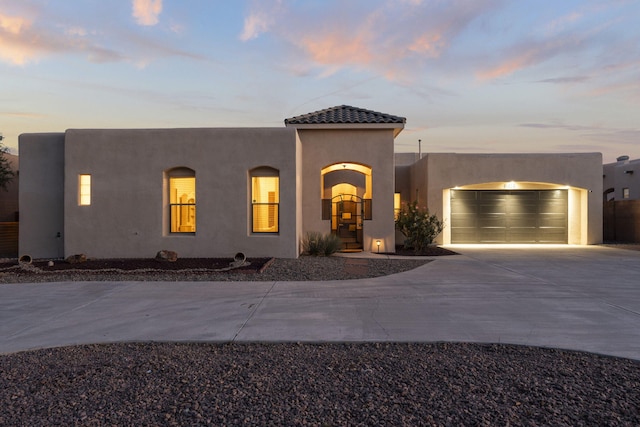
[395,200,444,253]
[302,231,323,256]
[302,231,342,256]
[321,232,343,255]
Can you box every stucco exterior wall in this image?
[297,128,397,253]
[403,153,603,245]
[18,133,66,259]
[62,128,300,259]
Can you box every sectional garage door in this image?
[450,190,568,244]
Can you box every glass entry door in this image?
[332,194,363,250]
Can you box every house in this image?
[603,155,640,242]
[18,105,603,260]
[603,155,640,201]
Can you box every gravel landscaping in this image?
[1,251,639,425]
[0,256,431,283]
[2,342,639,426]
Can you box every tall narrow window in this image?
[251,167,279,233]
[168,168,196,233]
[394,193,401,220]
[79,174,91,206]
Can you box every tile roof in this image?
[284,105,406,125]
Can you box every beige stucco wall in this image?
[18,133,66,258]
[296,128,397,253]
[61,128,300,259]
[402,153,603,245]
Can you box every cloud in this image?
[240,0,503,81]
[169,22,184,34]
[543,11,584,36]
[239,0,283,41]
[475,2,636,82]
[132,0,162,26]
[476,34,589,81]
[0,111,47,118]
[239,12,272,41]
[0,12,36,64]
[519,122,640,147]
[0,12,29,34]
[0,4,202,67]
[535,76,591,84]
[519,123,600,132]
[65,26,88,37]
[120,29,205,63]
[0,9,122,65]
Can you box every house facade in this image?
[603,155,640,201]
[18,105,603,260]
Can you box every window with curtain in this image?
[251,167,279,233]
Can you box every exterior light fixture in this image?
[624,170,634,175]
[376,239,381,253]
[505,181,516,190]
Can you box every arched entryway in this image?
[321,163,372,251]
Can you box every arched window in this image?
[251,167,279,233]
[167,167,196,233]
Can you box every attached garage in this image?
[450,190,568,244]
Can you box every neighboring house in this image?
[603,155,640,242]
[603,155,640,201]
[18,105,603,260]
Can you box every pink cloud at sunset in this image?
[132,0,163,26]
[0,12,36,64]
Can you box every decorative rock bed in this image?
[1,342,638,426]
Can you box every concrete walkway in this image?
[1,245,639,360]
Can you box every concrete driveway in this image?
[1,245,639,360]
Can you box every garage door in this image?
[450,190,568,244]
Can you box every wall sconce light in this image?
[376,239,381,253]
[624,170,634,175]
[504,181,516,190]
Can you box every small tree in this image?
[395,200,444,253]
[0,142,15,191]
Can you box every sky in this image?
[1,0,639,163]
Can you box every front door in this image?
[332,194,363,250]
